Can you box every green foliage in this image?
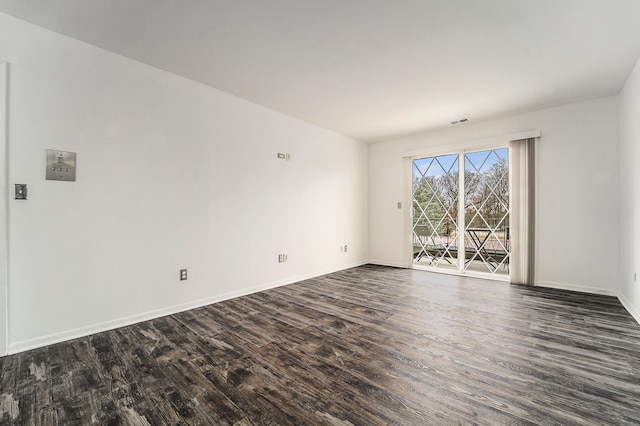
[412,176,450,236]
[413,152,509,237]
[464,157,509,229]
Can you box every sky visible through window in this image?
[413,148,507,179]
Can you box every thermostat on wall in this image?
[46,149,76,181]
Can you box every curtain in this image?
[509,138,536,286]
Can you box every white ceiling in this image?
[1,0,640,143]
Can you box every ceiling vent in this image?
[450,118,469,125]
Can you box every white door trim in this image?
[0,60,7,356]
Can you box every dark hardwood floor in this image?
[1,264,640,425]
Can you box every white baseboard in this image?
[367,259,409,269]
[536,280,619,296]
[618,293,640,326]
[537,280,640,326]
[10,263,637,354]
[8,261,368,355]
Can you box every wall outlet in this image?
[180,269,187,281]
[278,254,288,263]
[341,245,348,253]
[344,245,348,253]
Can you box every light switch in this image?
[15,184,27,200]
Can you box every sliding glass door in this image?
[412,147,510,277]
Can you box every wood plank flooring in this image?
[1,264,640,425]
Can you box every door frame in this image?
[0,60,7,356]
[407,143,510,281]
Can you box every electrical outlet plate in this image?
[46,149,76,181]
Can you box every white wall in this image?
[619,57,640,323]
[369,96,620,294]
[0,13,368,353]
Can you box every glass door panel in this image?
[412,154,459,271]
[463,148,510,275]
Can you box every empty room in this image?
[1,0,640,424]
